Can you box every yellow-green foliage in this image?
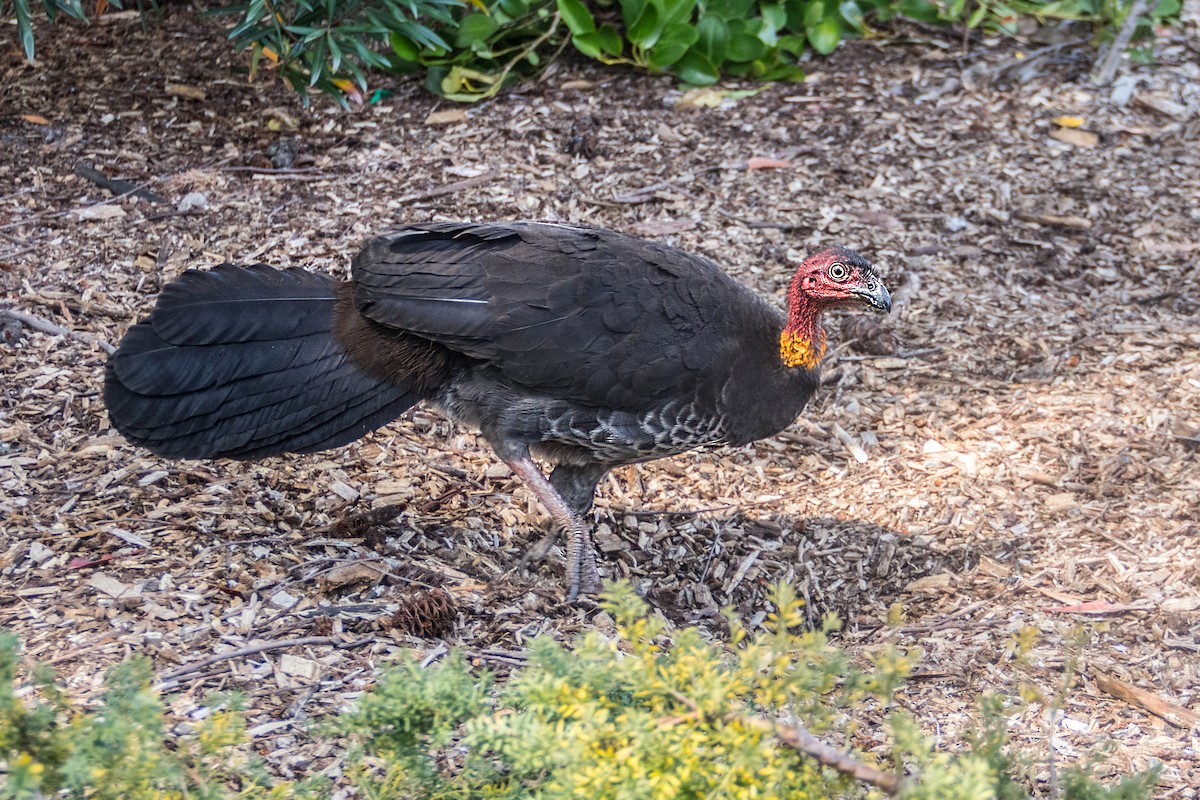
[0,632,314,800]
[0,586,1161,800]
[340,583,1157,799]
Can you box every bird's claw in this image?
[565,523,601,602]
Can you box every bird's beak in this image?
[851,281,892,313]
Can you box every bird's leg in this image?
[501,456,602,600]
[519,463,609,573]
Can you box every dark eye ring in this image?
[829,262,849,281]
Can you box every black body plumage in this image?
[104,221,837,597]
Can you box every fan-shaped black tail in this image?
[104,264,420,459]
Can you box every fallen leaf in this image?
[319,562,386,590]
[426,109,468,126]
[21,113,50,125]
[747,157,794,170]
[332,78,364,104]
[88,572,138,598]
[68,553,117,570]
[1052,115,1085,128]
[1132,94,1189,120]
[676,87,759,109]
[165,82,206,101]
[903,573,955,594]
[279,654,321,679]
[1044,492,1076,512]
[1049,128,1099,148]
[75,204,126,221]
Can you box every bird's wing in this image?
[351,222,765,409]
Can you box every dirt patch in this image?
[2,7,1198,793]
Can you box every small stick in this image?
[991,38,1090,81]
[1093,0,1150,84]
[0,308,116,353]
[395,172,498,204]
[1093,671,1200,729]
[75,163,165,204]
[831,423,869,463]
[158,635,375,683]
[736,715,904,795]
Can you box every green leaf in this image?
[763,62,805,81]
[727,32,766,61]
[628,2,664,48]
[557,0,596,35]
[778,33,807,54]
[621,0,647,28]
[328,36,343,74]
[57,0,88,21]
[709,0,755,21]
[746,17,778,46]
[571,30,604,57]
[499,0,530,17]
[784,0,808,30]
[806,16,840,54]
[803,0,826,29]
[838,0,864,28]
[761,1,787,30]
[695,14,729,64]
[14,0,36,62]
[648,23,698,67]
[673,49,718,84]
[1151,0,1181,18]
[454,13,500,47]
[895,0,943,23]
[390,32,420,62]
[659,0,698,25]
[597,24,624,56]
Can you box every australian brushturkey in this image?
[104,222,891,599]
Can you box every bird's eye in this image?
[828,262,849,282]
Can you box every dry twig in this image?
[395,172,498,204]
[158,635,375,683]
[736,715,904,795]
[1093,672,1200,730]
[1093,0,1150,84]
[0,308,116,353]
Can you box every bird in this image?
[104,221,891,600]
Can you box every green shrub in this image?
[0,631,308,799]
[337,582,1161,799]
[7,0,87,62]
[5,0,1184,103]
[0,587,1164,799]
[875,0,1181,39]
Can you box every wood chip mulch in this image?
[1,6,1198,795]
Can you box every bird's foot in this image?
[565,522,601,602]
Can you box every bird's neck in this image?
[780,292,826,370]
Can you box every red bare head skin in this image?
[780,247,891,369]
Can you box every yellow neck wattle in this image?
[779,329,826,369]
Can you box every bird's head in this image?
[780,247,891,369]
[789,247,891,313]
